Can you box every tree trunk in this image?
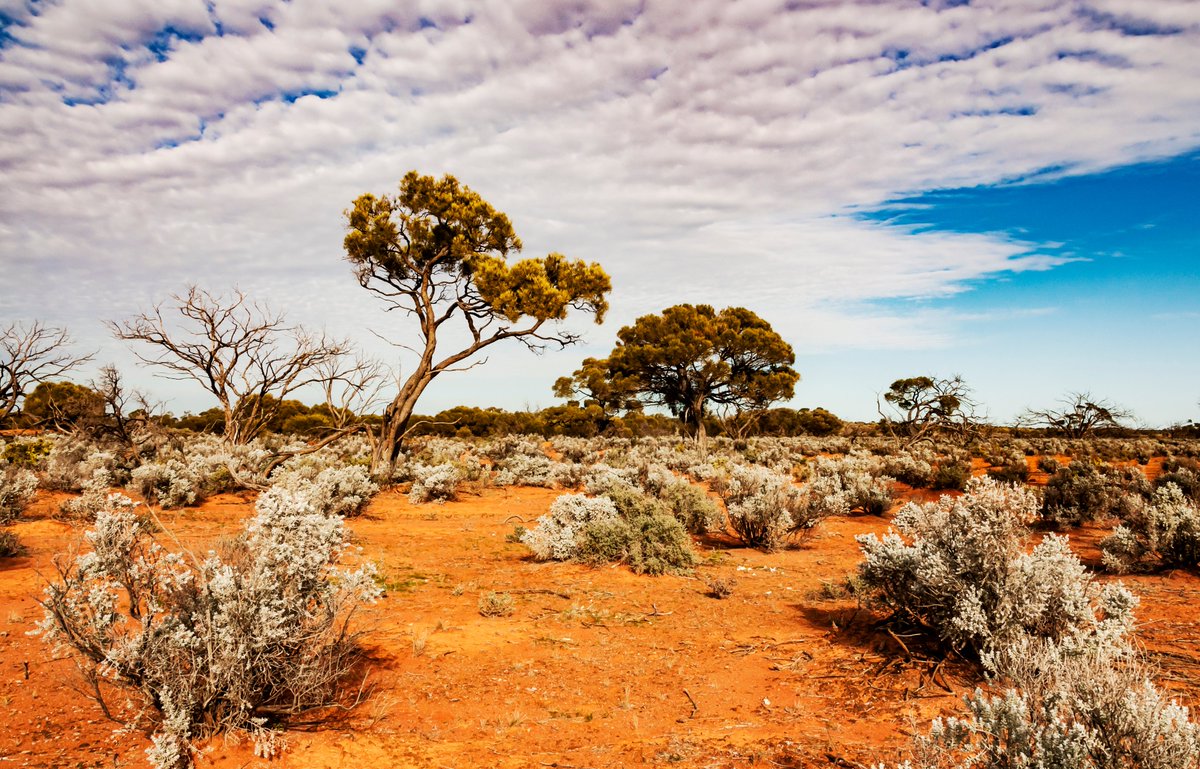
[691,396,707,456]
[369,370,437,478]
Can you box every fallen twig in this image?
[683,688,699,717]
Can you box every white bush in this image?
[521,494,619,561]
[583,463,639,496]
[58,469,115,520]
[897,636,1199,769]
[38,488,381,769]
[723,465,803,550]
[269,463,378,517]
[857,477,1132,665]
[43,433,120,492]
[1102,483,1200,572]
[809,453,894,516]
[0,465,38,523]
[129,459,202,508]
[408,462,460,504]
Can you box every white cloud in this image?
[0,0,1197,418]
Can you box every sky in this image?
[0,0,1197,426]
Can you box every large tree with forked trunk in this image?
[344,171,611,476]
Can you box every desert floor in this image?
[3,458,1198,768]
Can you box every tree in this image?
[552,356,640,417]
[879,375,982,445]
[1022,392,1133,438]
[1,321,94,424]
[21,380,105,430]
[110,286,347,446]
[344,171,611,475]
[87,364,161,453]
[602,304,799,445]
[757,407,844,437]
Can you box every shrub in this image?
[37,489,381,769]
[621,513,698,575]
[269,464,379,517]
[931,461,971,491]
[0,465,38,523]
[406,462,461,504]
[811,455,897,515]
[582,463,639,497]
[129,459,202,509]
[1156,468,1200,502]
[986,457,1030,484]
[522,494,619,561]
[58,472,117,520]
[659,480,722,535]
[1037,455,1062,474]
[492,451,560,488]
[1,436,52,468]
[705,576,736,599]
[883,453,934,488]
[808,454,895,516]
[478,591,515,617]
[856,477,1132,665]
[42,433,123,492]
[575,516,635,564]
[1102,483,1200,573]
[0,528,24,557]
[1041,460,1124,527]
[723,465,800,550]
[896,634,1199,769]
[524,492,697,574]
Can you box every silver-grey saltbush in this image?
[38,488,380,769]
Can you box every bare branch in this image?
[1020,391,1133,438]
[0,320,94,422]
[110,286,347,445]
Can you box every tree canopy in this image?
[21,380,105,429]
[344,171,611,474]
[880,374,981,444]
[1022,392,1134,438]
[600,304,798,442]
[552,356,640,417]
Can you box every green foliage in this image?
[576,517,635,565]
[526,488,697,575]
[21,380,104,429]
[931,461,971,491]
[659,481,722,535]
[623,513,698,575]
[0,528,23,558]
[343,171,612,473]
[552,356,640,422]
[603,304,798,438]
[577,512,697,575]
[1041,460,1127,527]
[345,172,610,325]
[2,436,53,467]
[755,407,844,437]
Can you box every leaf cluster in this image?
[601,304,798,430]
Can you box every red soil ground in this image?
[2,460,1197,768]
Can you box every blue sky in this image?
[0,0,1197,426]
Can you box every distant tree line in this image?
[2,380,845,441]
